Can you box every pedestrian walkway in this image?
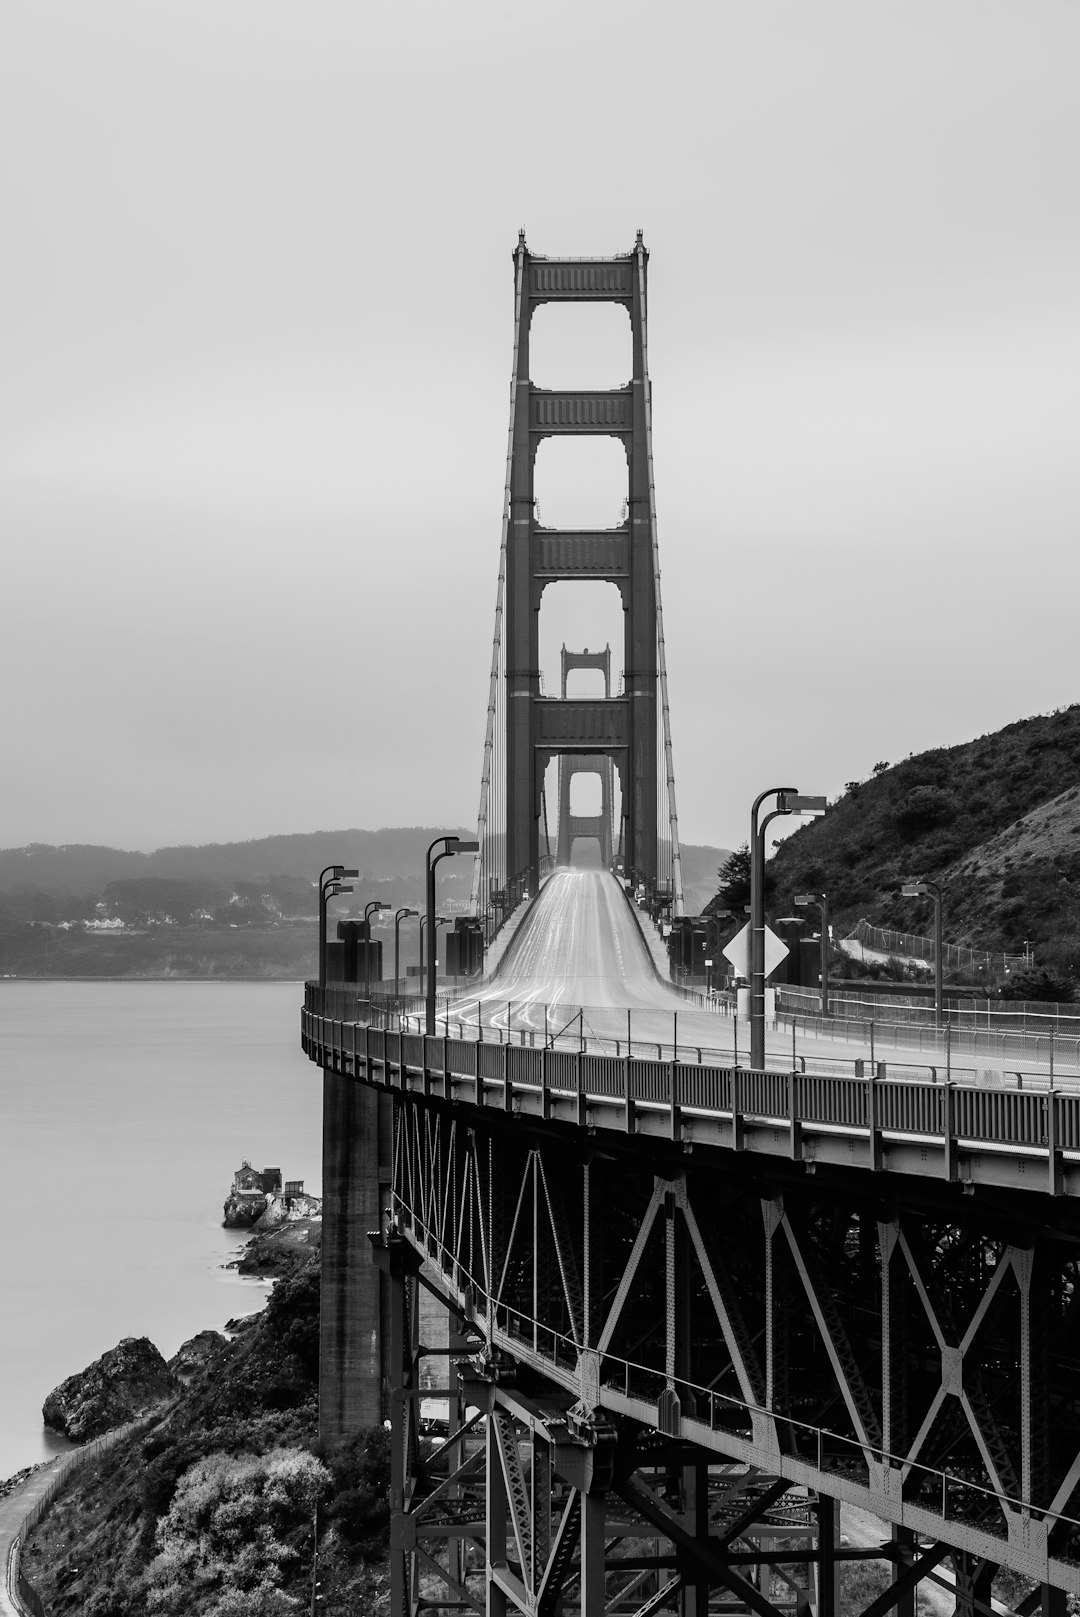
[0,1459,63,1616]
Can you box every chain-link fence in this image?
[848,918,1030,977]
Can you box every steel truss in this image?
[370,1090,1080,1615]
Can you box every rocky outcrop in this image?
[249,1191,321,1232]
[234,1217,322,1276]
[222,1191,268,1228]
[42,1337,178,1441]
[167,1331,227,1386]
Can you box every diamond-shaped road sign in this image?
[722,920,789,981]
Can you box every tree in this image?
[717,845,751,912]
[999,966,1074,1004]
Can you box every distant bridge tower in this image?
[472,233,684,931]
[556,645,615,868]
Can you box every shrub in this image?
[999,967,1074,1003]
[264,1267,320,1377]
[894,786,956,836]
[325,1428,391,1557]
[145,1448,330,1615]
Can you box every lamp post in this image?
[902,879,944,1026]
[750,789,826,1070]
[318,865,359,988]
[794,891,831,1016]
[419,916,450,1002]
[363,900,391,1000]
[394,908,418,992]
[426,837,480,1035]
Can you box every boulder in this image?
[42,1336,178,1441]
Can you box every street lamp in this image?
[794,891,831,1017]
[419,915,450,999]
[394,908,419,991]
[901,879,943,1027]
[318,865,359,988]
[426,836,479,1035]
[363,901,391,999]
[750,789,826,1069]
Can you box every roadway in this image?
[439,871,1073,1087]
[444,871,912,1073]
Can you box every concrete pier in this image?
[319,1070,391,1444]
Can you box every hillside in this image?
[0,829,727,979]
[765,704,1080,976]
[19,1255,393,1616]
[0,827,475,897]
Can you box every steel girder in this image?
[373,1088,1080,1611]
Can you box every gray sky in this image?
[3,2,1078,856]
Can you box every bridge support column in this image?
[814,1494,838,1617]
[953,1553,997,1617]
[579,1491,607,1616]
[319,1072,392,1444]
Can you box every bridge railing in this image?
[303,1007,1080,1195]
[304,984,1080,1090]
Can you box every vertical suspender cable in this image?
[471,247,526,928]
[635,243,685,916]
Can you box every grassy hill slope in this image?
[766,704,1080,975]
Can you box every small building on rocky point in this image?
[232,1160,282,1196]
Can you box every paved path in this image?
[0,1459,63,1616]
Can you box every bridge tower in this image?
[472,233,684,932]
[556,645,616,868]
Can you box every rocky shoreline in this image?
[33,1198,323,1449]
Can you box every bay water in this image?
[0,981,322,1482]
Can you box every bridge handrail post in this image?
[669,1054,680,1143]
[625,1048,635,1135]
[868,1062,884,1171]
[788,1067,802,1161]
[577,1046,587,1129]
[503,1041,513,1112]
[540,1042,550,1121]
[1047,1087,1063,1196]
[943,1078,957,1182]
[732,1064,744,1151]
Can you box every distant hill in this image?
[679,843,732,915]
[0,827,730,979]
[0,828,473,897]
[767,705,1080,975]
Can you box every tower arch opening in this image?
[529,301,631,391]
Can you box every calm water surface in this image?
[0,982,321,1481]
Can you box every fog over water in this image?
[0,983,321,1481]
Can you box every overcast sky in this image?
[2,2,1078,857]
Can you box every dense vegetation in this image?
[22,1257,392,1616]
[761,705,1080,980]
